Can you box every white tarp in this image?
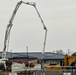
[11,62,25,72]
[9,73,17,75]
[63,73,71,75]
[34,64,41,70]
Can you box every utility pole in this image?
[67,49,70,55]
[27,46,28,62]
[10,49,13,61]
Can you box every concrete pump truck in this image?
[0,0,47,72]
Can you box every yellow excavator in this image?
[64,52,76,67]
[46,52,76,70]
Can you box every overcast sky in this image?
[0,0,76,54]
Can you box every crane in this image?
[2,0,47,62]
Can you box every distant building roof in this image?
[0,52,64,60]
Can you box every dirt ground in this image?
[0,71,33,75]
[0,71,9,75]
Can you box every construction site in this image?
[0,0,76,75]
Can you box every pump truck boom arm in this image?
[2,1,22,59]
[34,5,47,55]
[23,2,47,54]
[2,0,47,61]
[2,1,35,59]
[22,1,47,56]
[9,1,22,24]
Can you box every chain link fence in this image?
[0,67,76,75]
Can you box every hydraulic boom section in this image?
[2,0,47,61]
[2,1,22,60]
[34,5,47,55]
